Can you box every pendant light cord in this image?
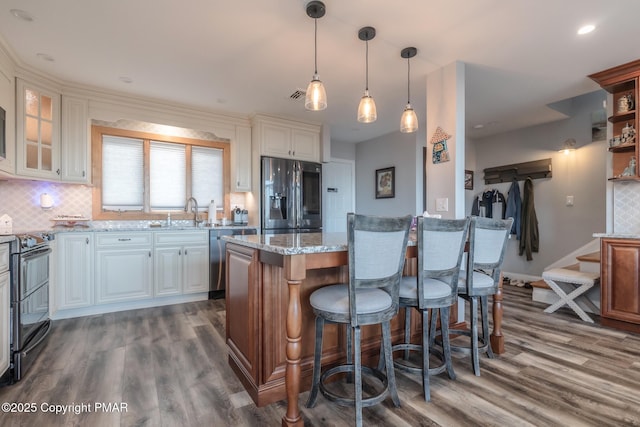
[406,56,411,104]
[365,39,369,91]
[314,18,318,74]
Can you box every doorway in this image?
[322,159,355,233]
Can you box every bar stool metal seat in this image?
[388,217,469,401]
[306,213,412,427]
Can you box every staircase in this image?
[530,241,601,314]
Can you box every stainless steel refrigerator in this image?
[261,156,322,233]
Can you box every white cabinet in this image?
[56,233,93,310]
[16,79,89,183]
[61,96,89,183]
[16,78,61,180]
[0,243,9,377]
[95,233,153,304]
[232,126,252,192]
[154,231,209,296]
[253,115,320,162]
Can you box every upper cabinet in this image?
[61,96,90,183]
[16,78,61,180]
[589,60,640,182]
[252,115,320,162]
[15,78,90,183]
[232,125,252,192]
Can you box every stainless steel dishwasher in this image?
[209,228,257,299]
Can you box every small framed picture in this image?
[464,170,474,190]
[376,167,395,199]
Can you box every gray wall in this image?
[355,130,419,216]
[469,90,607,277]
[330,140,356,161]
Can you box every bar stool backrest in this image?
[348,213,412,327]
[466,216,513,296]
[418,216,470,309]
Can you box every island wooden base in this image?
[225,242,503,427]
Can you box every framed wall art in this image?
[464,170,474,190]
[375,167,395,199]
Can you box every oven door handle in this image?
[20,247,52,261]
[20,320,52,357]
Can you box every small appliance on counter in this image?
[233,207,249,225]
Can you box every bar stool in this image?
[454,216,512,376]
[306,213,412,427]
[386,216,469,401]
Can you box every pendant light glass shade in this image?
[400,104,418,133]
[400,47,418,133]
[358,90,377,123]
[357,27,376,123]
[306,74,327,111]
[305,1,327,111]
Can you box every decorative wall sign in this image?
[375,167,395,199]
[430,126,452,164]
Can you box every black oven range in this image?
[1,232,53,385]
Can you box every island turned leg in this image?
[283,256,306,427]
[490,273,505,354]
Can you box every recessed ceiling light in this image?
[119,76,133,84]
[577,24,595,35]
[36,53,54,62]
[10,9,34,22]
[216,98,227,104]
[473,124,484,129]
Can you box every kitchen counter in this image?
[224,232,506,427]
[593,233,640,239]
[52,224,256,233]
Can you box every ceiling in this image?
[1,0,639,144]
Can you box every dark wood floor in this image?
[2,286,640,426]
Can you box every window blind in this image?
[102,135,144,210]
[192,146,223,211]
[150,141,186,210]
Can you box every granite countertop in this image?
[593,233,640,239]
[223,232,416,255]
[52,224,256,233]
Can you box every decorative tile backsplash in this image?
[0,180,92,232]
[613,183,640,234]
[0,180,249,233]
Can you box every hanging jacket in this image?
[519,177,539,261]
[505,179,522,239]
[471,190,505,219]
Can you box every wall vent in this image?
[289,89,306,101]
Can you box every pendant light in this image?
[357,27,377,123]
[400,47,418,133]
[305,1,327,111]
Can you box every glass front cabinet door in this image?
[16,78,61,180]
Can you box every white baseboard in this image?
[51,293,209,320]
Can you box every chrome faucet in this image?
[185,197,203,226]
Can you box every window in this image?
[92,126,230,220]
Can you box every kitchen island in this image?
[224,232,506,427]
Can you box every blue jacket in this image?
[505,179,521,239]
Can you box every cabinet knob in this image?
[82,171,86,177]
[56,168,61,175]
[118,238,131,241]
[288,150,291,155]
[185,249,188,255]
[179,249,181,256]
[148,251,151,258]
[292,151,295,156]
[86,238,89,244]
